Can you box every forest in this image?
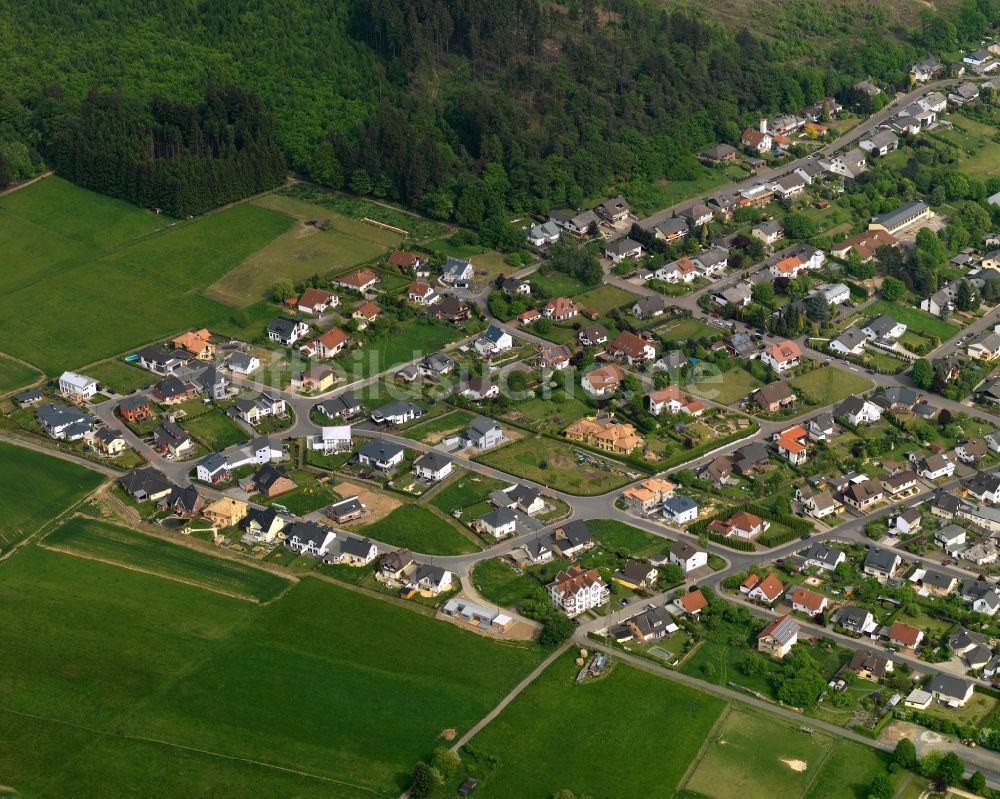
[0,0,998,219]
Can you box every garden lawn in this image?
[571,284,638,314]
[0,548,540,797]
[402,409,475,443]
[85,358,157,394]
[689,366,763,405]
[657,317,718,342]
[500,390,594,433]
[0,178,293,374]
[864,300,960,341]
[361,504,479,554]
[181,410,249,450]
[259,470,338,516]
[465,653,725,799]
[477,437,633,495]
[44,516,290,602]
[204,192,401,306]
[803,739,892,799]
[790,367,873,406]
[472,557,554,607]
[682,707,835,799]
[0,354,41,395]
[529,267,587,297]
[620,165,750,215]
[0,441,106,554]
[429,470,510,515]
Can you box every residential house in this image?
[821,148,867,179]
[632,295,666,320]
[862,315,906,341]
[835,396,882,425]
[612,559,659,591]
[654,217,690,243]
[709,510,770,539]
[669,540,708,573]
[829,326,868,357]
[407,281,436,305]
[195,452,232,484]
[457,375,499,401]
[964,471,1000,503]
[803,542,846,571]
[351,301,380,329]
[548,563,610,616]
[831,230,898,262]
[527,221,561,246]
[302,327,349,360]
[607,331,656,365]
[911,57,942,82]
[92,427,128,457]
[537,344,572,371]
[799,488,840,519]
[700,143,738,163]
[229,393,286,426]
[757,615,799,659]
[550,208,600,235]
[475,325,514,357]
[581,364,624,397]
[548,520,595,559]
[864,548,901,582]
[357,439,406,471]
[605,238,643,262]
[957,439,990,464]
[807,413,836,442]
[153,376,199,405]
[430,296,471,323]
[136,345,187,374]
[647,385,705,417]
[914,452,955,480]
[883,470,919,497]
[463,416,505,450]
[151,419,193,457]
[325,535,378,567]
[117,395,152,423]
[694,248,729,277]
[306,425,352,455]
[790,586,828,616]
[927,674,974,707]
[325,496,367,524]
[741,125,772,152]
[860,129,900,156]
[285,522,338,557]
[672,589,708,616]
[596,196,631,222]
[844,478,884,510]
[118,467,175,502]
[837,605,875,634]
[291,364,336,392]
[888,621,925,650]
[770,255,804,279]
[563,416,643,454]
[543,296,580,321]
[849,650,893,682]
[813,283,851,306]
[241,464,295,497]
[441,257,474,287]
[662,495,699,525]
[501,276,531,296]
[621,478,676,513]
[476,507,520,539]
[267,317,310,347]
[58,371,98,401]
[620,606,678,643]
[968,333,1000,361]
[754,380,795,413]
[371,400,423,425]
[315,391,362,420]
[578,324,609,346]
[225,351,260,376]
[203,497,247,528]
[753,220,786,244]
[761,340,802,373]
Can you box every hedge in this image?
[757,528,803,548]
[852,709,895,739]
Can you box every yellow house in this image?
[203,497,248,528]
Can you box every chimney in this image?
[760,118,768,134]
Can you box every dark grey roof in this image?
[118,467,174,498]
[559,520,592,548]
[358,439,405,462]
[479,507,519,528]
[468,415,501,438]
[338,535,375,558]
[316,391,361,417]
[864,548,899,572]
[252,463,290,492]
[871,200,929,230]
[414,451,452,472]
[286,521,330,547]
[267,317,301,338]
[863,314,901,337]
[928,672,972,700]
[244,505,283,531]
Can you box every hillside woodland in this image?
[0,0,997,220]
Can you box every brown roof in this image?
[408,281,433,297]
[298,287,333,309]
[888,621,922,647]
[751,573,785,601]
[729,511,765,532]
[549,563,605,598]
[337,268,379,288]
[756,380,794,407]
[354,301,380,319]
[790,586,825,612]
[608,331,651,360]
[676,589,708,613]
[584,364,624,390]
[388,250,418,268]
[765,339,802,363]
[316,327,348,350]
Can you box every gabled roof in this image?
[759,614,799,645]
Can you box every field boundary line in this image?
[0,705,387,797]
[798,731,837,799]
[0,350,45,400]
[36,540,268,603]
[0,481,107,566]
[677,703,733,791]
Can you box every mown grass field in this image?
[0,353,41,395]
[689,366,763,405]
[336,318,471,379]
[0,177,292,374]
[587,518,667,558]
[361,504,480,554]
[181,409,249,451]
[465,654,726,799]
[789,366,873,406]
[657,316,718,342]
[0,547,541,797]
[571,283,637,314]
[85,357,157,393]
[477,436,633,495]
[402,409,475,443]
[0,441,105,554]
[204,192,402,306]
[44,516,290,602]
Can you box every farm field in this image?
[0,353,41,395]
[44,516,291,602]
[204,191,402,306]
[0,441,105,554]
[361,504,480,554]
[864,300,960,341]
[689,366,763,405]
[181,409,250,451]
[571,283,637,314]
[682,707,844,799]
[477,436,633,495]
[0,177,293,374]
[464,654,725,799]
[85,357,157,394]
[789,366,873,406]
[0,547,540,797]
